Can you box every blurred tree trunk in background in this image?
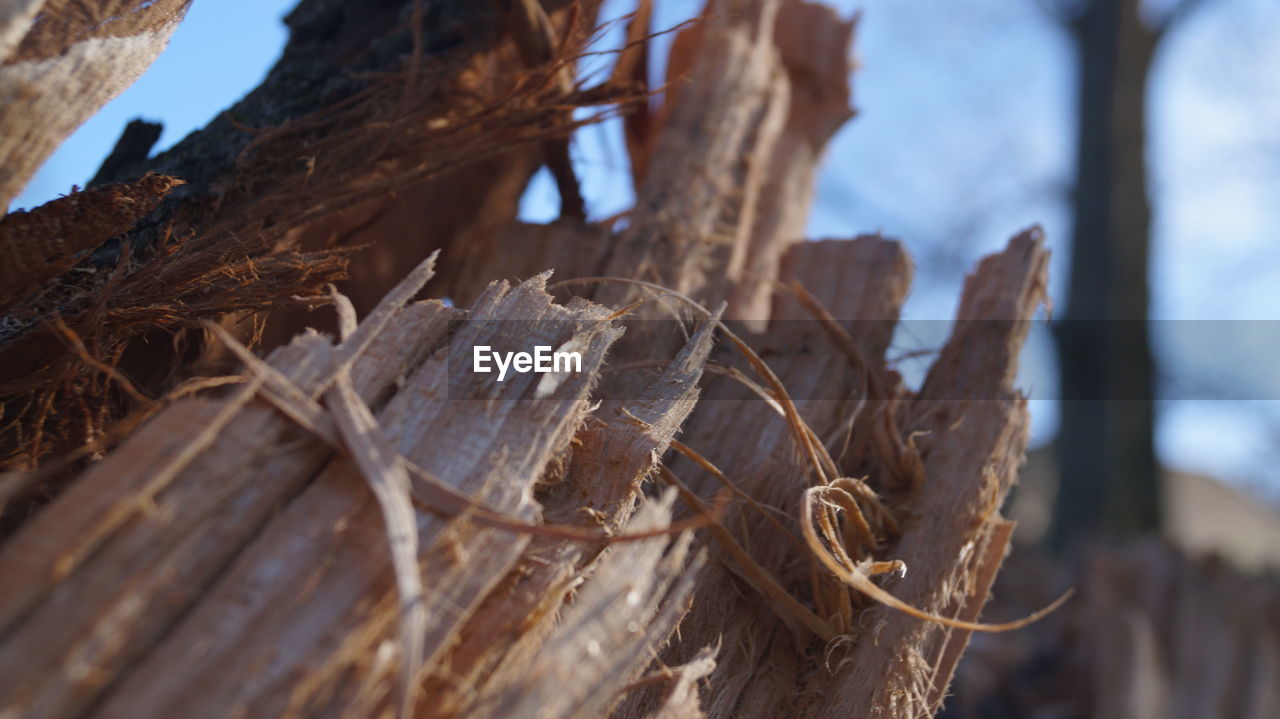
[1051,0,1204,551]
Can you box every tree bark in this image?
[1052,0,1160,551]
[0,0,598,469]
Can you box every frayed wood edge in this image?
[621,643,718,718]
[558,274,1072,638]
[654,644,718,719]
[328,283,359,341]
[551,276,838,482]
[203,321,718,544]
[924,518,1015,711]
[319,249,439,396]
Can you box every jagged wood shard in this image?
[0,2,1081,718]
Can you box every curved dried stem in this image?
[801,485,1072,633]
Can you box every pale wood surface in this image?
[0,298,456,717]
[0,2,1066,718]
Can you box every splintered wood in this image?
[0,1,1059,718]
[0,1,191,212]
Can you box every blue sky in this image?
[12,0,1280,498]
[10,1,293,209]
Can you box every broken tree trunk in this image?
[0,1,1057,718]
[0,0,609,470]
